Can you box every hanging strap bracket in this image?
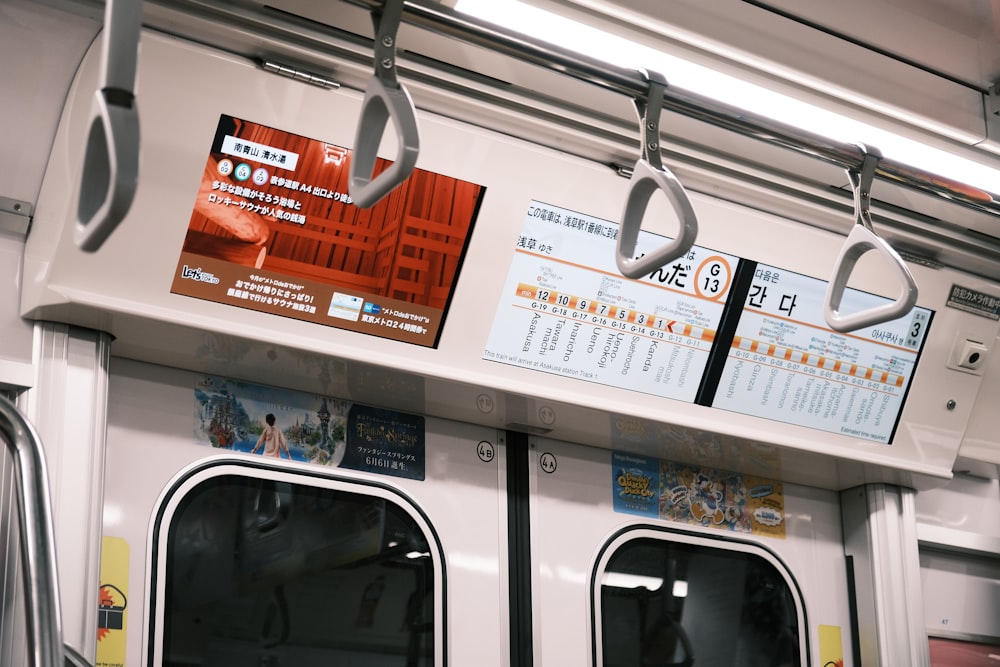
[348,0,420,208]
[616,69,698,279]
[823,145,919,332]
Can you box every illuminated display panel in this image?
[484,202,933,444]
[707,263,932,444]
[483,201,738,403]
[171,114,485,347]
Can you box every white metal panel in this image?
[102,357,506,667]
[21,323,111,662]
[0,234,34,389]
[0,0,99,205]
[920,549,1000,642]
[955,343,1000,466]
[915,474,1000,645]
[526,436,853,665]
[539,0,989,148]
[916,474,1000,542]
[736,0,1000,90]
[841,485,930,666]
[21,29,1000,488]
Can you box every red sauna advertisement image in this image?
[171,114,485,347]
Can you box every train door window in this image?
[594,529,807,667]
[149,466,443,666]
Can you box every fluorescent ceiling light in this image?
[455,0,1000,194]
[602,572,664,590]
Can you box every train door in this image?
[524,434,853,667]
[100,357,508,667]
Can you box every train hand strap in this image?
[823,145,919,332]
[616,68,699,280]
[75,0,142,252]
[349,0,421,209]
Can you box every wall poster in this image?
[612,451,786,538]
[195,374,425,480]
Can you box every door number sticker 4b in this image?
[477,440,496,463]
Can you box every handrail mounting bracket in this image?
[348,0,421,209]
[615,69,699,280]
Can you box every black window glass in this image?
[161,475,436,666]
[600,537,801,667]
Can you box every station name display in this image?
[171,114,485,347]
[484,201,932,444]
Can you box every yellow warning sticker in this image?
[96,537,129,667]
[819,624,844,667]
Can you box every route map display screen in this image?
[483,200,932,444]
[708,263,931,444]
[483,201,739,404]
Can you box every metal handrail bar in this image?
[341,0,1000,218]
[0,395,66,667]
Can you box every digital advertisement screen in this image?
[171,114,485,347]
[484,202,933,444]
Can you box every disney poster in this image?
[612,450,785,538]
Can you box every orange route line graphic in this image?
[511,303,710,353]
[514,283,717,344]
[731,335,905,388]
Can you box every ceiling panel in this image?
[756,0,1000,89]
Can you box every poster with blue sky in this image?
[194,375,425,480]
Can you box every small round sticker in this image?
[234,163,252,182]
[476,440,495,463]
[476,394,495,414]
[539,452,557,474]
[538,406,555,425]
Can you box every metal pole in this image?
[0,396,66,667]
[345,0,1000,216]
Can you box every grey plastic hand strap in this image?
[823,147,918,332]
[349,0,420,209]
[616,69,698,279]
[75,0,142,252]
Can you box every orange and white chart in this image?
[483,200,739,403]
[710,263,931,443]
